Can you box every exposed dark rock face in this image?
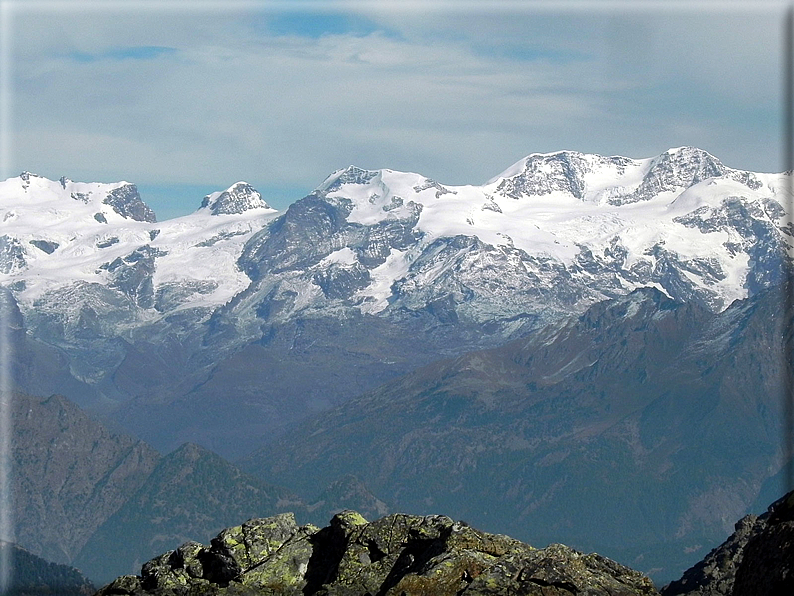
[29,239,59,254]
[236,191,420,284]
[492,147,758,207]
[731,491,794,596]
[611,147,727,205]
[663,490,794,596]
[496,151,603,200]
[672,196,788,294]
[661,515,763,595]
[99,245,168,309]
[0,234,26,273]
[103,184,157,222]
[322,166,379,192]
[96,237,119,249]
[96,511,659,596]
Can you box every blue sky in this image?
[1,0,789,219]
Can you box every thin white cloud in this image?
[5,1,788,211]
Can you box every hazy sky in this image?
[1,0,789,219]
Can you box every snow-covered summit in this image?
[309,147,777,255]
[317,148,750,213]
[199,182,272,215]
[480,146,762,206]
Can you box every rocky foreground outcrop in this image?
[662,489,794,596]
[96,511,658,595]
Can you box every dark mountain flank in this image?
[9,391,159,566]
[96,510,659,596]
[663,490,794,596]
[8,387,392,586]
[73,442,309,585]
[241,286,791,583]
[0,541,94,596]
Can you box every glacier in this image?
[0,147,790,454]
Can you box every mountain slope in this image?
[0,541,94,596]
[1,148,790,457]
[73,442,307,584]
[241,285,791,583]
[9,387,392,585]
[9,391,160,565]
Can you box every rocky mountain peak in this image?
[318,165,380,194]
[19,171,39,190]
[2,174,156,223]
[168,441,208,459]
[647,146,726,186]
[489,147,743,206]
[200,182,271,215]
[14,171,68,194]
[493,150,592,200]
[102,183,157,223]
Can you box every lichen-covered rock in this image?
[98,574,143,594]
[462,544,658,596]
[239,523,317,593]
[212,513,301,572]
[95,511,659,596]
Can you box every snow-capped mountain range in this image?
[0,174,276,313]
[265,146,786,318]
[0,147,790,431]
[212,146,788,345]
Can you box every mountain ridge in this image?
[2,146,790,456]
[7,386,395,585]
[240,283,791,583]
